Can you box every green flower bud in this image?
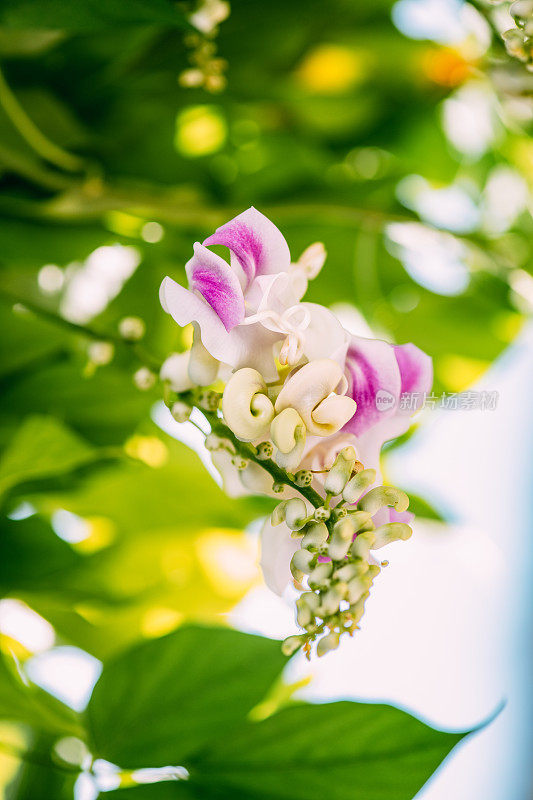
[342,469,376,504]
[347,575,371,604]
[327,533,351,560]
[349,592,369,625]
[196,389,220,411]
[334,506,348,520]
[319,584,345,616]
[272,482,285,493]
[296,597,313,627]
[358,486,409,515]
[301,521,329,550]
[317,631,340,657]
[256,441,273,460]
[308,561,333,587]
[333,563,360,582]
[372,522,412,549]
[170,400,192,423]
[350,530,376,560]
[285,498,308,531]
[281,634,307,656]
[295,469,313,487]
[291,548,314,576]
[324,447,356,495]
[314,506,330,522]
[300,591,321,612]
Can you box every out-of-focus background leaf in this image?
[0,0,529,796]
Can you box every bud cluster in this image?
[275,450,412,659]
[503,1,533,70]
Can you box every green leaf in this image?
[186,702,466,800]
[0,0,190,31]
[0,415,97,499]
[87,625,287,768]
[0,651,81,737]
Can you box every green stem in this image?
[0,65,86,174]
[202,409,325,508]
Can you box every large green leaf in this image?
[0,415,97,499]
[185,702,465,800]
[0,0,190,31]
[87,625,287,768]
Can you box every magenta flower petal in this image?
[344,336,402,436]
[203,206,291,284]
[393,343,433,414]
[185,243,245,331]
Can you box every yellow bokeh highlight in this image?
[295,44,365,94]
[141,607,183,638]
[436,354,490,392]
[196,528,259,598]
[492,311,523,343]
[104,211,145,238]
[420,48,471,87]
[73,517,115,554]
[125,436,169,468]
[175,105,227,157]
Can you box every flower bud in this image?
[342,469,376,504]
[319,585,345,616]
[350,530,376,560]
[308,561,333,587]
[88,341,114,366]
[119,316,145,341]
[296,597,313,627]
[284,499,308,531]
[291,548,314,576]
[171,400,192,423]
[314,507,330,522]
[372,522,412,549]
[317,631,340,657]
[301,521,328,550]
[298,242,326,279]
[272,482,285,493]
[222,368,275,442]
[271,501,288,526]
[347,574,373,604]
[160,352,194,393]
[327,527,352,561]
[324,447,357,495]
[231,455,248,471]
[134,367,156,390]
[300,591,321,612]
[281,634,307,656]
[205,433,235,453]
[358,486,409,515]
[333,563,360,582]
[256,441,273,460]
[295,469,312,487]
[188,323,219,386]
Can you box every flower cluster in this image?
[159,207,432,656]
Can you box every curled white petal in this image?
[298,242,326,279]
[160,352,194,393]
[271,408,307,472]
[275,359,357,437]
[222,368,274,442]
[259,517,299,596]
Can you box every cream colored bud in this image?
[327,529,352,561]
[188,324,219,386]
[222,368,275,442]
[160,352,194,393]
[291,548,314,576]
[308,561,333,586]
[300,591,321,612]
[134,367,156,390]
[275,359,357,437]
[88,341,114,366]
[301,521,329,550]
[372,522,412,549]
[350,530,376,560]
[284,498,308,531]
[319,585,345,616]
[119,316,145,341]
[324,446,357,495]
[296,598,313,627]
[271,501,288,527]
[271,408,307,473]
[342,469,377,504]
[298,242,326,279]
[333,563,361,582]
[317,631,340,657]
[170,400,192,423]
[281,634,307,656]
[358,486,409,516]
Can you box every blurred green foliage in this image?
[0,0,528,796]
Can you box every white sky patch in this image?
[385,222,469,295]
[61,244,140,324]
[26,646,102,712]
[397,175,480,234]
[392,0,490,53]
[0,599,55,653]
[442,83,500,159]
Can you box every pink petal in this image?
[160,276,281,381]
[185,243,245,332]
[203,207,291,284]
[343,336,402,436]
[394,343,433,414]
